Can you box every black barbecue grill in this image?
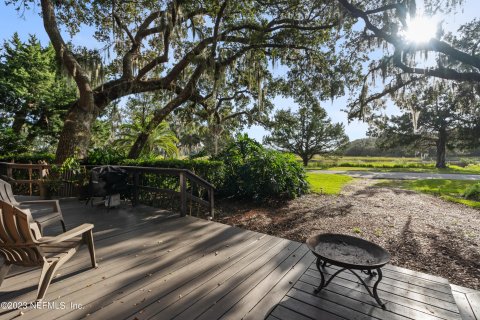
[85,166,131,207]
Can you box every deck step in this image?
[451,284,480,320]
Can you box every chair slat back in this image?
[0,179,20,206]
[0,200,43,266]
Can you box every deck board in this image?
[0,198,477,320]
[89,236,283,320]
[298,273,453,320]
[304,268,459,310]
[467,292,480,320]
[190,242,306,320]
[301,266,461,319]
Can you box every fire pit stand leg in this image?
[312,260,386,309]
[313,258,347,293]
[349,268,386,309]
[372,268,385,309]
[314,257,325,293]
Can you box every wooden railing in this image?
[0,162,215,217]
[0,162,51,196]
[120,166,215,217]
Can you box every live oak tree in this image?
[0,33,76,153]
[332,0,480,169]
[369,81,480,168]
[181,60,277,156]
[335,0,480,119]
[6,0,349,162]
[264,102,349,167]
[7,0,476,163]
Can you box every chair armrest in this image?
[19,200,62,214]
[38,223,94,244]
[20,199,59,206]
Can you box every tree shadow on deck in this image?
[0,203,279,319]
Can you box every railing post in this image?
[7,160,13,180]
[133,171,140,206]
[28,161,32,196]
[179,172,186,216]
[208,188,214,218]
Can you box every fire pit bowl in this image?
[306,233,390,269]
[306,233,390,309]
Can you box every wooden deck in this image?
[0,199,478,320]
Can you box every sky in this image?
[0,1,478,143]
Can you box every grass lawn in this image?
[377,179,480,208]
[306,172,353,195]
[302,155,480,174]
[318,166,480,174]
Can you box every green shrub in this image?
[85,147,126,165]
[214,134,308,200]
[464,183,480,201]
[0,152,55,163]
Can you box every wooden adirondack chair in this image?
[0,178,66,236]
[0,200,97,300]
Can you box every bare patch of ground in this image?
[215,179,480,289]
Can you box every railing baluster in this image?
[7,160,13,180]
[179,172,186,216]
[133,171,140,206]
[28,161,32,196]
[208,188,215,218]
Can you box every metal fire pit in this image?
[306,233,390,309]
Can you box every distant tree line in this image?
[342,138,414,157]
[344,138,480,159]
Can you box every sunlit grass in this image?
[299,155,480,174]
[306,172,353,195]
[319,166,480,174]
[377,179,480,208]
[323,167,382,171]
[441,196,480,208]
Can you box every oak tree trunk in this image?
[435,128,447,168]
[127,65,206,159]
[302,156,309,167]
[127,132,150,159]
[55,100,96,163]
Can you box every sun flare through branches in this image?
[401,15,439,43]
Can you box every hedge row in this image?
[119,158,225,188]
[0,153,224,188]
[0,153,55,164]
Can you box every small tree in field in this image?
[369,81,480,168]
[264,105,348,166]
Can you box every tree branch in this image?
[337,0,480,82]
[113,13,135,44]
[40,0,94,110]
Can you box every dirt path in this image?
[216,179,480,289]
